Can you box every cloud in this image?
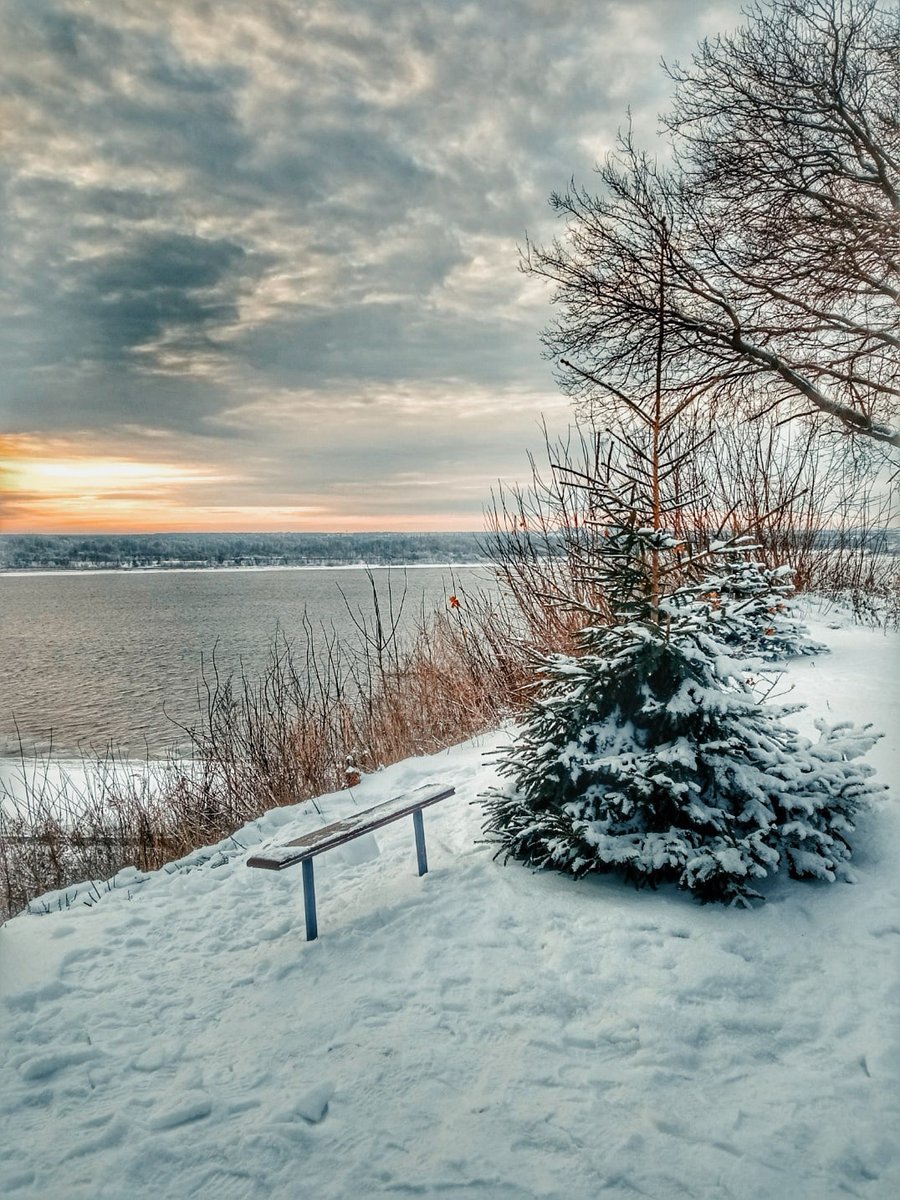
[0,0,743,528]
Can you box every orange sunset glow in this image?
[0,439,485,533]
[1,441,237,532]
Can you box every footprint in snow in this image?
[277,1082,334,1125]
[19,1046,101,1082]
[147,1091,213,1131]
[131,1044,175,1073]
[192,1169,269,1200]
[62,1117,128,1160]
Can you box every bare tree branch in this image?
[526,0,900,450]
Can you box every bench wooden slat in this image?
[246,783,455,871]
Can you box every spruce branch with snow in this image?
[703,548,828,662]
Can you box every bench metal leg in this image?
[302,858,318,941]
[413,809,428,876]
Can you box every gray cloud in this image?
[74,233,249,356]
[0,0,743,526]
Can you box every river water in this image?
[1,565,490,759]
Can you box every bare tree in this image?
[526,0,900,449]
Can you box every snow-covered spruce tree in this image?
[705,549,827,663]
[482,424,881,905]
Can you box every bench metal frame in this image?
[247,783,455,940]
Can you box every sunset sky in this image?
[0,0,740,534]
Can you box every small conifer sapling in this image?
[482,413,881,904]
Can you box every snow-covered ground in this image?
[1,616,898,1199]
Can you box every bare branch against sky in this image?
[0,0,741,532]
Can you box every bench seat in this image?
[247,782,456,939]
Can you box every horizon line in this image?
[0,528,484,538]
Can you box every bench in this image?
[247,783,456,940]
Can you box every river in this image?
[1,565,491,759]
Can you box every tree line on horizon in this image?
[0,531,489,571]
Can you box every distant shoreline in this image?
[0,531,491,575]
[0,561,489,579]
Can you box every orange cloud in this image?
[0,436,240,533]
[0,436,483,533]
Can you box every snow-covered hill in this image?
[1,617,898,1199]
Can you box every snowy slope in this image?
[1,617,898,1200]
